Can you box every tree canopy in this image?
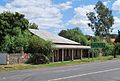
[0,11,38,51]
[58,27,88,45]
[86,1,114,37]
[0,12,28,41]
[1,29,31,53]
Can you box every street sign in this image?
[91,43,105,48]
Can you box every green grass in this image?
[0,55,120,72]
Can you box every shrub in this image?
[102,43,114,56]
[27,54,49,64]
[114,43,120,57]
[89,49,100,57]
[27,36,53,64]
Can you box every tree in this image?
[91,36,102,42]
[0,11,39,51]
[114,30,120,58]
[114,43,120,58]
[59,27,88,45]
[1,28,31,53]
[115,30,120,43]
[102,43,114,56]
[86,1,114,37]
[29,23,38,29]
[0,11,29,47]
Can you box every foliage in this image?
[0,11,54,64]
[114,31,120,58]
[102,43,114,56]
[87,36,102,46]
[59,27,88,45]
[110,34,117,38]
[115,30,120,43]
[114,43,120,57]
[27,36,53,64]
[91,36,102,42]
[89,48,100,57]
[0,12,29,44]
[86,1,114,37]
[1,28,31,53]
[0,11,39,51]
[88,36,104,57]
[29,23,38,29]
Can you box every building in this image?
[29,29,91,62]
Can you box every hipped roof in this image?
[29,29,91,49]
[29,29,80,45]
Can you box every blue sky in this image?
[0,0,120,35]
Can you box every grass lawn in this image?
[0,55,120,72]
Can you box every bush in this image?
[102,43,114,56]
[89,49,100,57]
[27,36,53,64]
[27,54,49,64]
[1,29,31,53]
[114,43,120,56]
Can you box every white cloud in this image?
[69,5,94,35]
[0,0,68,29]
[103,0,110,6]
[0,6,7,13]
[112,17,120,34]
[112,0,120,11]
[56,1,72,10]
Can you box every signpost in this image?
[91,43,105,48]
[90,43,105,59]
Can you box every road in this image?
[1,60,120,81]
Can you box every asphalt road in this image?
[1,60,120,81]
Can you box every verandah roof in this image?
[55,44,91,49]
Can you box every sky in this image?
[0,0,120,36]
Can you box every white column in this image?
[80,49,83,59]
[52,50,54,62]
[72,49,74,61]
[62,49,64,62]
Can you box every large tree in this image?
[59,27,88,45]
[1,29,31,53]
[86,1,114,37]
[0,12,29,40]
[0,11,38,50]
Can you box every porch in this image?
[52,48,89,62]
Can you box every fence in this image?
[0,53,7,64]
[0,53,29,64]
